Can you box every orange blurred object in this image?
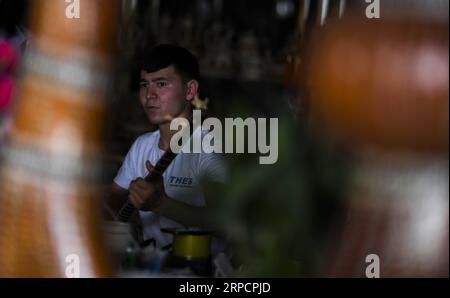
[304,19,448,153]
[0,0,118,277]
[302,17,448,277]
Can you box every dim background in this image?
[0,0,448,277]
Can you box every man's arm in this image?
[128,160,225,229]
[101,182,129,220]
[102,182,145,242]
[156,181,225,229]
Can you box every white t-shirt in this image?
[113,129,226,248]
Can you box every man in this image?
[107,44,226,248]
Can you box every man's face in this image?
[139,65,191,125]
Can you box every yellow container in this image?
[172,234,212,260]
[162,228,213,260]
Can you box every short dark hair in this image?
[140,44,200,82]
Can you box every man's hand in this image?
[128,160,166,211]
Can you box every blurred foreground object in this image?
[304,17,448,277]
[306,19,448,153]
[0,0,118,277]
